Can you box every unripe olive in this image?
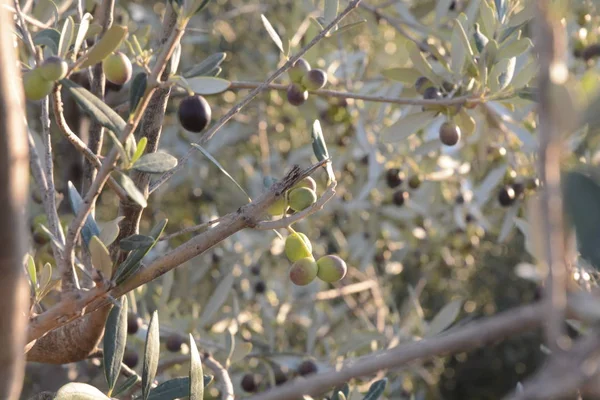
[316,254,347,283]
[288,58,311,84]
[292,176,317,192]
[302,69,327,90]
[439,122,461,146]
[165,333,184,352]
[287,83,308,106]
[289,257,318,286]
[178,95,212,133]
[23,69,54,101]
[285,232,313,262]
[288,187,317,211]
[297,360,318,376]
[39,56,68,81]
[408,174,423,189]
[102,52,132,85]
[267,197,288,216]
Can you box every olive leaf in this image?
[132,152,178,174]
[103,296,128,394]
[426,299,463,337]
[189,334,204,400]
[363,378,387,400]
[67,181,101,247]
[260,14,284,54]
[77,24,128,69]
[54,382,110,400]
[183,52,227,78]
[129,72,148,116]
[58,16,74,58]
[33,29,61,54]
[142,311,160,400]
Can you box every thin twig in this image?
[149,0,364,193]
[159,216,223,241]
[254,181,337,230]
[50,86,128,201]
[204,353,235,400]
[311,279,377,301]
[2,4,49,28]
[246,303,544,400]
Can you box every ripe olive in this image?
[286,83,308,106]
[316,254,347,283]
[385,168,404,188]
[415,76,433,95]
[288,187,317,212]
[498,186,516,207]
[289,257,318,286]
[165,333,184,352]
[423,86,442,100]
[392,190,409,206]
[254,280,266,294]
[297,360,318,376]
[302,69,328,90]
[23,69,54,101]
[123,349,139,368]
[178,95,212,133]
[512,182,525,199]
[439,122,461,146]
[102,52,132,85]
[127,313,141,335]
[285,232,313,262]
[241,373,259,393]
[288,58,311,84]
[39,56,68,81]
[250,265,261,276]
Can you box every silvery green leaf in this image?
[489,57,516,92]
[473,23,489,53]
[120,234,155,251]
[183,53,227,78]
[496,38,532,60]
[260,14,284,54]
[473,165,507,206]
[324,0,338,28]
[498,202,520,242]
[186,76,231,95]
[129,72,148,116]
[103,296,128,393]
[89,235,112,277]
[132,152,178,174]
[72,13,93,60]
[426,299,463,337]
[142,311,160,400]
[495,0,507,23]
[189,334,204,400]
[58,16,74,58]
[118,172,147,208]
[199,270,235,327]
[67,181,101,247]
[381,111,438,143]
[363,378,387,400]
[479,0,496,38]
[34,29,60,54]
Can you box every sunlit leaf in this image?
[89,235,113,277]
[118,172,147,208]
[189,334,204,400]
[58,16,75,58]
[78,24,128,69]
[260,14,284,54]
[104,296,128,394]
[132,152,178,174]
[54,382,110,400]
[72,13,93,60]
[142,311,160,400]
[33,29,60,54]
[426,299,463,337]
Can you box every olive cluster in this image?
[286,58,328,106]
[241,359,318,393]
[385,167,425,207]
[414,76,463,147]
[23,56,69,101]
[267,176,319,216]
[497,170,540,208]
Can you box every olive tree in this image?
[6,0,600,399]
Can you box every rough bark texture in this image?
[0,2,31,398]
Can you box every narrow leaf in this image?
[61,79,127,135]
[132,152,178,173]
[113,219,167,284]
[118,172,148,208]
[142,311,160,400]
[72,13,93,60]
[496,38,532,60]
[120,234,155,251]
[131,136,148,165]
[104,296,128,394]
[324,0,339,27]
[406,41,443,86]
[186,76,231,95]
[106,130,129,165]
[363,378,388,400]
[147,376,213,400]
[260,14,284,54]
[98,216,124,247]
[381,111,437,143]
[381,67,421,84]
[33,28,60,54]
[112,375,140,397]
[189,334,204,400]
[129,72,148,116]
[489,57,516,92]
[426,299,463,337]
[67,181,101,247]
[78,25,128,69]
[27,255,37,290]
[311,119,334,182]
[183,52,227,78]
[191,143,251,202]
[89,235,113,277]
[58,16,75,58]
[199,270,235,327]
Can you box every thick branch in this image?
[246,303,544,400]
[0,1,30,396]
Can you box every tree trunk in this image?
[0,2,31,398]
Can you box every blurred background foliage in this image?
[23,0,600,398]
